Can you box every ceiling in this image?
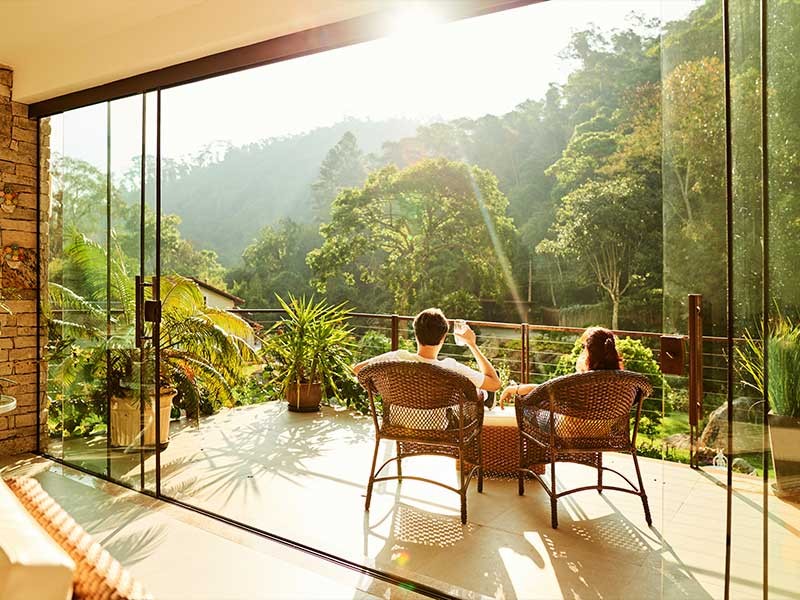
[0,0,416,104]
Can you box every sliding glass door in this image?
[46,93,159,493]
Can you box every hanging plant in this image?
[3,244,25,269]
[0,185,18,214]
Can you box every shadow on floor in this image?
[362,489,712,600]
[158,403,373,504]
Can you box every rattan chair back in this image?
[518,370,653,450]
[358,361,481,433]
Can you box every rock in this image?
[698,397,765,454]
[665,433,691,450]
[732,457,757,475]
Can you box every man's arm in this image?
[459,327,501,391]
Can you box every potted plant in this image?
[106,348,177,449]
[47,233,258,448]
[263,295,353,412]
[739,316,800,497]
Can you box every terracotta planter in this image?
[110,388,177,449]
[768,412,800,497]
[286,382,322,413]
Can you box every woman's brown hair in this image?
[576,327,624,372]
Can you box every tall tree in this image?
[227,219,318,308]
[311,131,367,222]
[537,177,658,329]
[308,159,517,314]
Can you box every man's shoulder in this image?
[364,350,417,364]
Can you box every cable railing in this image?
[232,302,756,467]
[235,309,689,392]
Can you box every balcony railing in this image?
[229,308,743,467]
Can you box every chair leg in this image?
[631,450,652,526]
[396,441,403,482]
[365,438,380,511]
[550,459,558,529]
[597,453,603,494]
[459,447,467,524]
[518,435,525,496]
[477,436,484,494]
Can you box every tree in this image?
[311,132,367,221]
[227,219,319,308]
[158,214,227,288]
[537,177,659,329]
[308,159,517,315]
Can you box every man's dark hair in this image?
[413,308,448,346]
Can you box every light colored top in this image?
[363,349,485,389]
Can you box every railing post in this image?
[521,322,528,385]
[688,294,704,469]
[391,314,399,351]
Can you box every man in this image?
[353,308,501,410]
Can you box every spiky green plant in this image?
[262,294,353,403]
[737,316,800,418]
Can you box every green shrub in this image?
[232,374,279,406]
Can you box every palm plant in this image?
[47,232,258,435]
[262,294,353,409]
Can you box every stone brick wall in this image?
[0,65,49,456]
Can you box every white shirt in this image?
[363,349,485,389]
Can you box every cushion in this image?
[4,477,151,600]
[0,478,75,600]
[483,407,517,427]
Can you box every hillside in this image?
[162,117,420,265]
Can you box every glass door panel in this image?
[50,103,110,477]
[660,1,728,596]
[45,95,157,493]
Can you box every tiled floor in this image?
[23,402,800,599]
[0,455,423,600]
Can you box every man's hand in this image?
[458,325,477,347]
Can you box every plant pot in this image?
[110,388,177,449]
[286,382,322,413]
[768,412,800,498]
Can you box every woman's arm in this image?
[499,383,536,409]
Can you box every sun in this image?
[387,4,442,38]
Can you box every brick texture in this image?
[0,66,48,457]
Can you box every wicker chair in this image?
[516,370,654,528]
[357,361,484,524]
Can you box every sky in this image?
[51,0,699,172]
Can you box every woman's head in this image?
[576,327,624,372]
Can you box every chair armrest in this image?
[515,387,551,436]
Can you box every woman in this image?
[498,326,623,407]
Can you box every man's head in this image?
[413,308,449,347]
